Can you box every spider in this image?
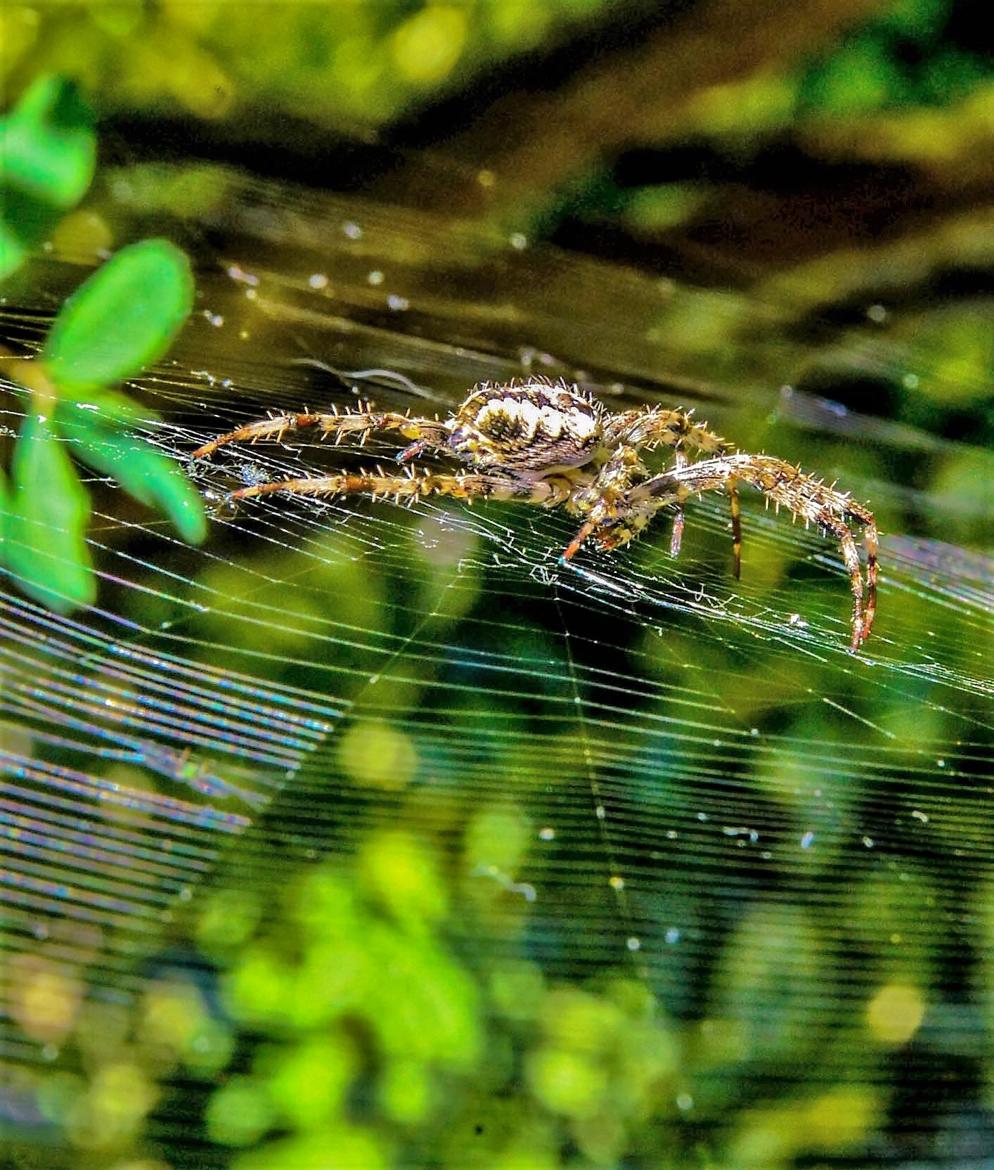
[192,376,878,650]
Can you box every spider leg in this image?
[192,410,448,460]
[561,446,653,560]
[563,519,597,561]
[226,468,574,508]
[669,451,687,559]
[840,499,878,647]
[666,456,741,576]
[639,453,877,648]
[817,512,869,651]
[603,407,729,458]
[729,479,742,579]
[866,529,878,640]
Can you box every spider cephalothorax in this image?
[193,376,878,650]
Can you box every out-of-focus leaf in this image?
[55,391,207,544]
[42,239,194,389]
[0,213,29,279]
[2,415,95,612]
[0,76,96,204]
[0,76,96,280]
[707,902,826,1065]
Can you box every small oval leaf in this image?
[56,392,207,544]
[43,238,194,389]
[2,415,95,612]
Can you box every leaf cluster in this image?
[1,76,205,611]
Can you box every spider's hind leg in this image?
[225,467,572,509]
[838,500,878,649]
[819,512,869,651]
[865,525,879,640]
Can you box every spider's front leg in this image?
[666,451,743,576]
[192,409,449,460]
[603,406,729,457]
[640,453,878,650]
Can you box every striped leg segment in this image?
[227,469,575,508]
[604,407,729,458]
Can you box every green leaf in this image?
[2,415,95,612]
[0,76,96,280]
[43,239,195,389]
[55,392,207,544]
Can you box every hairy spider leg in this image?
[729,479,743,579]
[602,407,729,456]
[192,410,449,460]
[226,468,578,508]
[669,450,687,559]
[640,453,877,649]
[843,498,878,643]
[604,407,742,570]
[816,513,873,651]
[666,456,742,574]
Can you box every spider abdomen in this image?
[449,379,602,475]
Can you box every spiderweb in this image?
[3,164,994,1163]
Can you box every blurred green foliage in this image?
[1,239,206,609]
[801,0,987,111]
[0,0,609,127]
[44,237,196,388]
[17,815,900,1168]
